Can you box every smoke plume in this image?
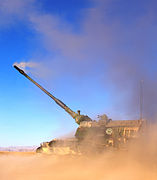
[13,62,38,71]
[0,0,156,121]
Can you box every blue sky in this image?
[0,0,157,146]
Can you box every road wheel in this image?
[36,147,43,153]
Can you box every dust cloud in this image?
[0,125,157,180]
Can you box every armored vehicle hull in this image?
[36,119,146,155]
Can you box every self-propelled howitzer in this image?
[14,65,92,125]
[14,65,146,154]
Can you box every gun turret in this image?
[14,65,92,124]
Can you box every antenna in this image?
[140,80,144,120]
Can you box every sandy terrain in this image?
[0,146,156,180]
[0,127,157,180]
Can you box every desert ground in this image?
[0,139,157,180]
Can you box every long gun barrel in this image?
[14,65,82,123]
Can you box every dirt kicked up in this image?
[0,125,156,180]
[0,139,157,180]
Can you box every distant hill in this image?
[0,146,37,152]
